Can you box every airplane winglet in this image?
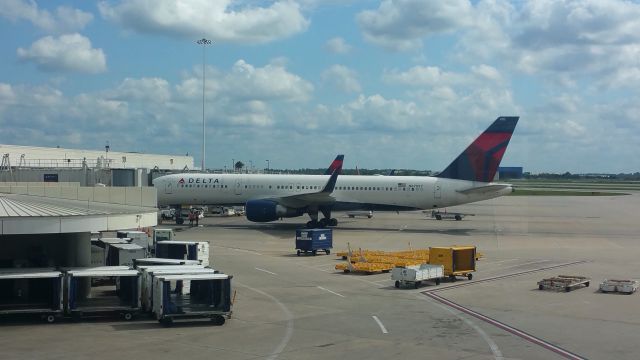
[321,167,340,193]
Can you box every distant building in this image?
[498,167,523,180]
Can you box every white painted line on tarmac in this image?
[420,295,503,360]
[317,286,345,298]
[211,245,263,255]
[372,315,388,334]
[255,267,277,275]
[489,258,520,265]
[236,282,293,360]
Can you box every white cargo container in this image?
[105,243,146,267]
[117,230,152,252]
[391,264,444,289]
[156,241,210,266]
[152,273,232,325]
[140,266,215,311]
[133,258,202,267]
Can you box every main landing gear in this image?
[306,207,338,228]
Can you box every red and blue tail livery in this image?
[437,116,519,182]
[324,155,345,175]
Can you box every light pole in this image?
[232,158,235,173]
[196,38,211,172]
[266,159,269,173]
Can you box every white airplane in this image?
[154,116,519,227]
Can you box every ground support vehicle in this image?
[295,229,332,256]
[537,275,590,292]
[346,210,373,218]
[66,268,141,320]
[598,279,638,294]
[429,246,476,281]
[0,269,64,323]
[153,273,232,326]
[429,210,466,221]
[335,261,393,274]
[392,264,444,289]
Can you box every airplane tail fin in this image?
[437,116,519,182]
[324,155,344,175]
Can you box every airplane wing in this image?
[264,155,343,209]
[457,184,512,195]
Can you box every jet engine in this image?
[245,199,304,222]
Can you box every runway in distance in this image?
[153,116,519,227]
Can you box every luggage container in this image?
[105,243,146,267]
[152,273,232,325]
[140,266,215,311]
[156,241,210,266]
[295,228,332,256]
[152,228,174,251]
[0,269,64,323]
[429,246,476,281]
[133,258,202,267]
[392,264,444,289]
[65,268,141,320]
[117,230,152,252]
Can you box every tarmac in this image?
[1,193,639,360]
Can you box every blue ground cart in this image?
[295,229,333,256]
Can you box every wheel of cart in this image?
[435,278,441,285]
[210,315,226,325]
[435,214,442,220]
[394,280,400,288]
[467,273,473,280]
[122,312,134,321]
[324,249,330,255]
[44,314,57,323]
[454,215,462,221]
[538,284,544,290]
[449,275,457,282]
[296,250,301,256]
[159,317,173,326]
[312,250,317,256]
[414,281,421,289]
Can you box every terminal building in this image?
[0,144,194,186]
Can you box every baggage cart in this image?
[66,268,141,320]
[156,241,210,266]
[138,265,212,311]
[296,228,332,256]
[153,273,232,326]
[0,269,64,323]
[392,264,444,289]
[429,210,465,221]
[429,246,476,281]
[117,230,152,253]
[537,275,590,292]
[599,279,638,294]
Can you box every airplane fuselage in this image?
[154,173,512,211]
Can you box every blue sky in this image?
[0,0,638,173]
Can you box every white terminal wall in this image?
[0,144,194,170]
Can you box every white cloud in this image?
[357,0,473,51]
[383,65,463,87]
[0,0,93,33]
[99,0,309,43]
[458,0,640,89]
[471,64,503,83]
[321,65,361,93]
[325,37,352,54]
[17,34,106,74]
[109,77,171,103]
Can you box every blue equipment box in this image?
[295,229,333,256]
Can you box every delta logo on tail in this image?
[438,116,519,182]
[324,155,345,175]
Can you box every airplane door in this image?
[164,181,173,194]
[434,184,441,199]
[235,178,243,195]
